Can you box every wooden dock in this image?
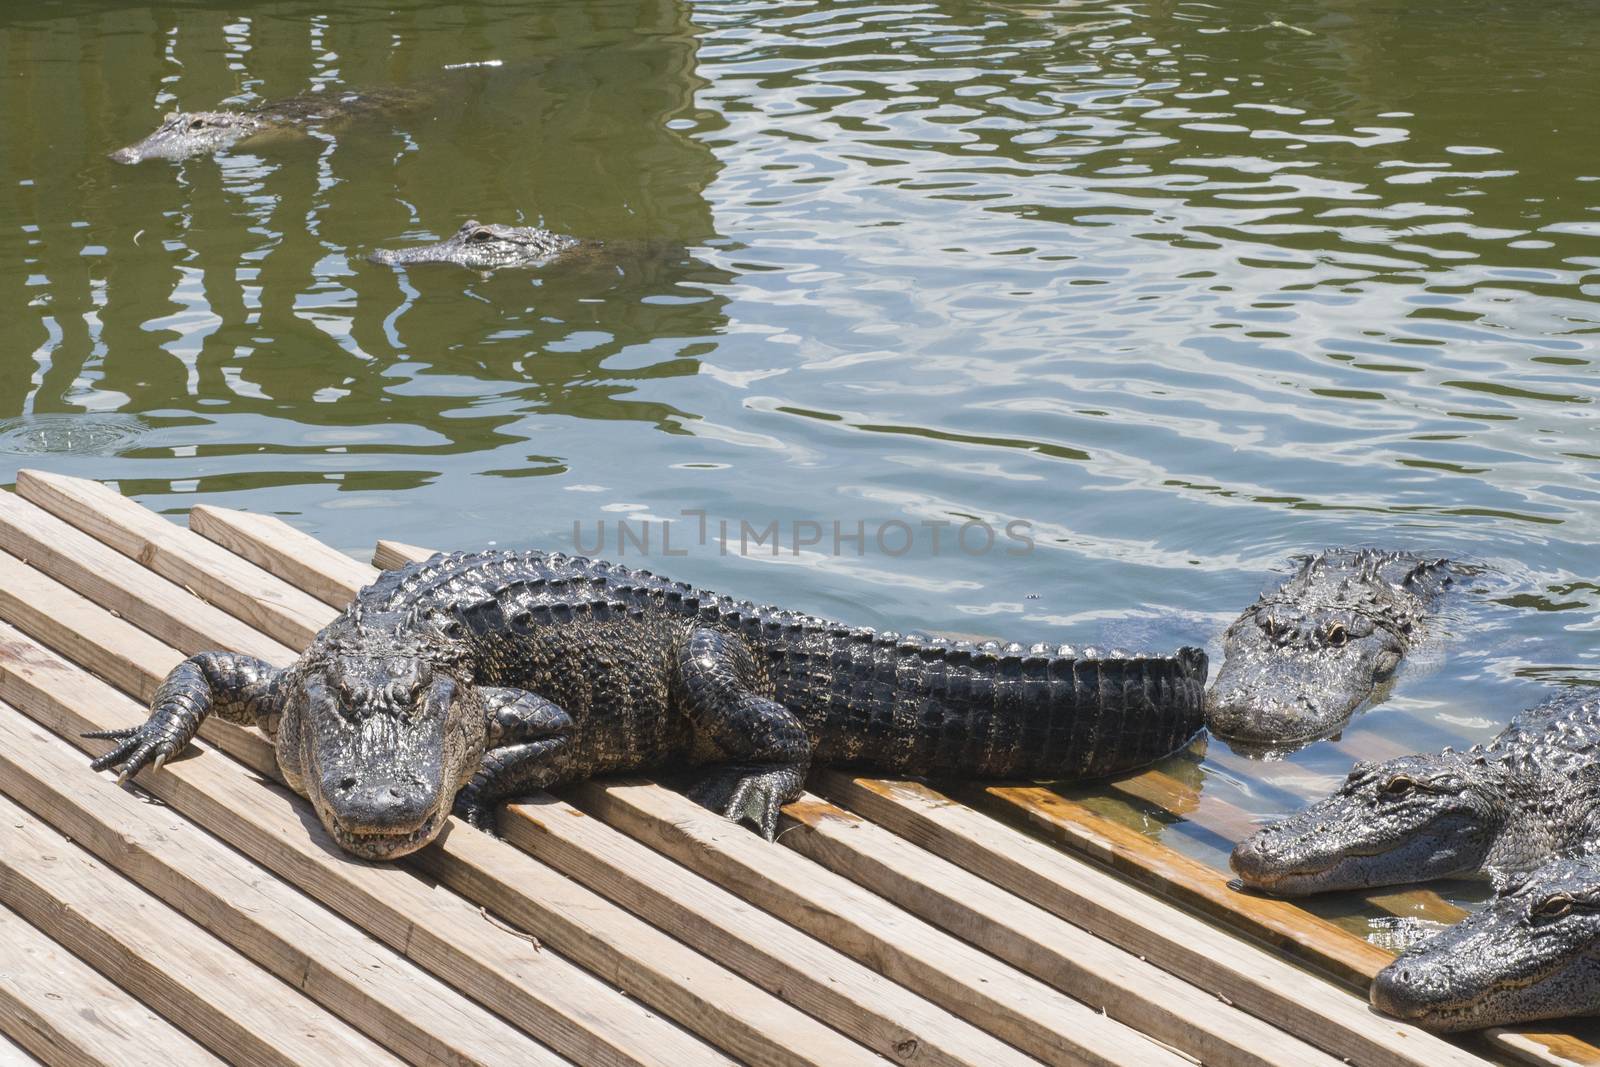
[0,468,1595,1067]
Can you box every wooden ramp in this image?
[0,468,1593,1067]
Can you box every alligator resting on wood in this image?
[108,87,428,164]
[88,550,1208,860]
[1232,690,1600,895]
[1372,847,1600,1031]
[1206,548,1453,750]
[368,221,583,271]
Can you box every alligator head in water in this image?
[275,632,487,860]
[108,109,276,164]
[368,220,581,271]
[1206,549,1452,749]
[1232,691,1599,895]
[1372,850,1600,1030]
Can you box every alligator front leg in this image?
[677,627,811,840]
[451,687,574,832]
[87,652,281,781]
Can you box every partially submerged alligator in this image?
[368,221,582,271]
[108,86,429,164]
[89,550,1208,860]
[1232,689,1600,895]
[1372,850,1600,1031]
[1206,549,1453,750]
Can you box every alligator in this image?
[108,86,429,164]
[1231,690,1600,895]
[1206,549,1453,750]
[87,550,1208,860]
[368,221,583,272]
[1371,849,1600,1030]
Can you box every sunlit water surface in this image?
[1,0,1596,940]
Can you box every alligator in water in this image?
[368,221,584,272]
[1206,549,1453,750]
[1231,689,1600,895]
[1371,849,1600,1030]
[108,86,429,164]
[88,550,1208,860]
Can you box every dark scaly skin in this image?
[1207,548,1453,751]
[1232,690,1600,896]
[90,550,1208,860]
[1371,848,1600,1031]
[368,221,583,271]
[108,87,430,164]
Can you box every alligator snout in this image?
[327,773,438,834]
[108,146,141,165]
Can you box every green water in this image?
[1,0,1597,931]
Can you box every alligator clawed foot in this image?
[85,722,184,782]
[688,764,805,841]
[451,791,500,835]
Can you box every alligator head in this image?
[108,109,272,164]
[1372,852,1600,1031]
[368,220,580,271]
[1207,550,1450,748]
[280,647,486,860]
[1231,751,1504,895]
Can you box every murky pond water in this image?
[1,0,1596,937]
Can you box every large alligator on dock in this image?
[1206,548,1453,750]
[368,221,584,271]
[108,86,429,164]
[1231,689,1600,895]
[1371,848,1600,1031]
[88,549,1208,860]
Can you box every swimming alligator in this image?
[87,550,1208,860]
[108,86,429,164]
[368,221,583,271]
[1206,549,1453,750]
[1371,849,1600,1031]
[1231,689,1600,895]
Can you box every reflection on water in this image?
[0,0,1596,928]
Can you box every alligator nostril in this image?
[339,776,357,791]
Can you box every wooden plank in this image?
[0,901,223,1067]
[774,793,1344,1067]
[0,622,727,1067]
[502,794,1044,1067]
[0,1028,43,1067]
[14,470,336,648]
[375,538,435,571]
[574,780,1192,1067]
[814,772,1491,1067]
[0,543,867,1067]
[0,698,571,1067]
[0,489,294,664]
[189,506,371,609]
[0,792,405,1067]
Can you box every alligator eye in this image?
[188,118,207,131]
[1379,775,1416,797]
[469,229,494,243]
[1325,623,1349,648]
[1534,894,1575,920]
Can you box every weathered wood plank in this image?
[574,780,1192,1067]
[815,772,1491,1067]
[0,535,870,1067]
[775,793,1343,1067]
[0,901,222,1067]
[374,538,435,571]
[189,506,372,610]
[14,470,336,648]
[0,1029,43,1067]
[502,794,1043,1067]
[0,489,293,664]
[0,792,405,1067]
[0,698,571,1067]
[0,621,727,1067]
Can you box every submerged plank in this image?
[0,901,222,1067]
[776,793,1343,1067]
[575,780,1191,1067]
[0,699,570,1067]
[0,792,404,1067]
[0,621,725,1067]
